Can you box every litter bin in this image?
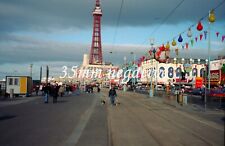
[10,89,14,99]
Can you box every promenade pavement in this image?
[0,89,224,146]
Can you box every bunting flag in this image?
[200,34,203,40]
[222,35,225,42]
[149,50,152,56]
[191,39,194,46]
[138,7,223,64]
[204,31,207,40]
[195,37,198,42]
[185,43,189,49]
[216,32,219,37]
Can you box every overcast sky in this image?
[0,0,224,79]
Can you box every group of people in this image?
[36,83,77,103]
[85,85,101,93]
[36,83,118,105]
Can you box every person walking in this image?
[97,86,101,92]
[35,85,39,96]
[58,85,64,97]
[52,84,59,103]
[43,83,51,103]
[108,86,117,106]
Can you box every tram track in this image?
[102,89,223,146]
[122,91,222,146]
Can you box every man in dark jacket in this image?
[108,86,117,105]
[43,83,51,103]
[52,84,59,103]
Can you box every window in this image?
[14,78,19,86]
[8,78,13,85]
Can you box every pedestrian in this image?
[58,85,64,97]
[52,84,59,103]
[35,85,39,96]
[43,83,51,103]
[66,85,70,95]
[108,85,117,106]
[97,86,101,92]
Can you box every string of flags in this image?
[137,5,225,64]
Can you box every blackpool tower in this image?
[89,0,103,65]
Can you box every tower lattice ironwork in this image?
[89,0,103,64]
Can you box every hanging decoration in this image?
[142,56,145,61]
[185,43,189,49]
[208,10,216,23]
[148,50,152,56]
[178,34,183,42]
[187,28,192,37]
[197,21,203,31]
[138,6,222,66]
[216,32,219,37]
[204,31,208,40]
[172,39,177,46]
[152,48,156,54]
[165,42,170,51]
[191,39,194,46]
[182,45,185,49]
[195,37,198,42]
[222,35,225,42]
[200,34,203,40]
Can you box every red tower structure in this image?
[89,0,103,65]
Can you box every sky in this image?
[0,0,224,80]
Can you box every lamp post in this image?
[206,10,215,111]
[130,52,136,91]
[149,39,154,97]
[205,59,208,111]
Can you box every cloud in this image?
[0,34,224,65]
[0,0,224,32]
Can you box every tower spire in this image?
[89,0,103,64]
[96,0,100,7]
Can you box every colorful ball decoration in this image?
[165,42,170,50]
[178,34,183,42]
[172,39,177,46]
[197,21,203,31]
[187,28,192,37]
[208,10,216,23]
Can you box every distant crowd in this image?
[35,83,79,103]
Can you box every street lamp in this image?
[205,10,215,111]
[149,38,154,97]
[207,10,215,95]
[130,52,136,91]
